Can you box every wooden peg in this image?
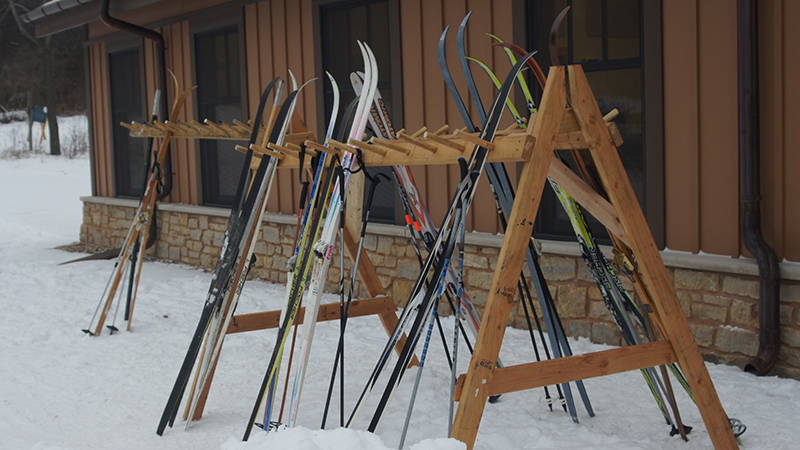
[397,130,436,153]
[411,126,428,138]
[232,119,252,134]
[304,140,337,154]
[432,124,450,135]
[150,120,169,133]
[187,120,209,136]
[267,142,295,155]
[250,143,285,160]
[204,120,230,137]
[119,122,137,131]
[348,138,388,157]
[454,129,496,151]
[326,138,355,153]
[603,108,620,122]
[370,137,411,155]
[424,132,466,153]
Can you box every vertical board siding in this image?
[663,0,700,253]
[697,0,739,256]
[759,0,785,258]
[245,0,317,215]
[400,0,428,219]
[160,21,198,205]
[664,0,798,261]
[782,0,800,260]
[89,43,112,198]
[86,0,799,258]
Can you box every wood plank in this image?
[226,297,389,334]
[272,0,294,215]
[300,0,317,133]
[698,0,739,256]
[451,67,566,449]
[547,158,629,244]
[568,65,738,449]
[399,0,428,223]
[758,0,785,259]
[783,0,800,260]
[421,0,448,225]
[245,3,260,119]
[454,341,676,398]
[663,0,700,252]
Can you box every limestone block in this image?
[674,268,719,291]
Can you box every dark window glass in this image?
[195,26,245,206]
[109,48,147,198]
[528,0,644,241]
[320,0,400,224]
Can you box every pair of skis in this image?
[83,81,189,337]
[242,42,380,441]
[342,38,539,437]
[157,74,313,435]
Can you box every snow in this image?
[0,147,799,449]
[0,115,89,158]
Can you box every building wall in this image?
[79,199,800,379]
[663,0,800,261]
[83,0,800,262]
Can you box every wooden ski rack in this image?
[122,66,736,449]
[443,65,737,449]
[122,114,417,423]
[121,118,314,145]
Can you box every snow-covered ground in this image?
[0,115,88,158]
[0,150,799,449]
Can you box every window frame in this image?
[523,0,665,247]
[312,0,404,224]
[190,7,249,207]
[106,36,148,199]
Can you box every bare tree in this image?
[2,0,79,155]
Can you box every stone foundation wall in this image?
[81,199,800,379]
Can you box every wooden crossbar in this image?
[450,65,738,450]
[453,341,676,399]
[227,296,393,334]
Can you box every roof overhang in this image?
[22,0,160,37]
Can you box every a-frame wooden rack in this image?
[442,65,737,449]
[129,65,736,448]
[126,118,419,422]
[187,228,417,420]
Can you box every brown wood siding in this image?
[141,21,198,205]
[88,42,113,197]
[244,0,317,215]
[665,0,799,261]
[84,0,799,259]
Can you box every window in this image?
[319,0,402,224]
[528,0,663,244]
[109,46,147,198]
[195,26,245,206]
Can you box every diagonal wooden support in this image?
[451,65,737,449]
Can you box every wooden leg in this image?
[567,65,737,449]
[452,67,566,449]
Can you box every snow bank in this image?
[0,114,89,158]
[0,157,799,450]
[221,427,464,450]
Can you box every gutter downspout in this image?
[99,0,172,200]
[738,0,781,375]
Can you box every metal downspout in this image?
[738,0,781,375]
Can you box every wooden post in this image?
[451,66,737,449]
[451,66,567,447]
[566,65,738,448]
